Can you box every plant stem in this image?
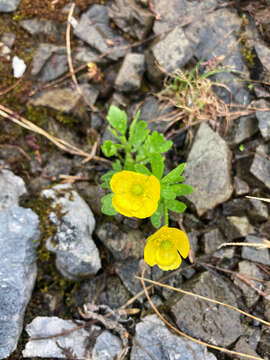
[164,204,169,226]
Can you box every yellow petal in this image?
[144,175,161,203]
[157,254,182,271]
[155,245,179,268]
[144,239,157,267]
[134,196,158,218]
[169,228,190,258]
[112,195,134,217]
[110,171,133,194]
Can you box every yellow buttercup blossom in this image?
[110,170,160,218]
[144,226,189,270]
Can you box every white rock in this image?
[12,55,26,78]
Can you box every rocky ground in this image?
[0,0,270,359]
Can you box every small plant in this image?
[100,105,194,270]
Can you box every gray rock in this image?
[202,228,234,259]
[138,95,174,132]
[152,0,217,35]
[186,8,249,103]
[1,32,15,48]
[253,99,270,141]
[234,261,263,307]
[234,337,260,360]
[29,85,98,113]
[250,144,270,189]
[115,258,150,301]
[0,206,40,359]
[0,41,11,60]
[99,276,131,309]
[225,115,258,145]
[74,5,129,61]
[115,53,145,92]
[187,8,245,73]
[130,314,217,360]
[255,41,270,73]
[187,230,199,254]
[92,331,123,360]
[241,235,270,266]
[223,198,249,216]
[171,272,242,347]
[31,44,67,82]
[74,46,108,65]
[161,272,183,300]
[248,197,269,222]
[96,222,145,261]
[184,123,233,216]
[0,169,26,210]
[263,281,270,321]
[109,0,153,39]
[183,213,203,231]
[20,19,58,36]
[233,176,250,196]
[146,25,193,82]
[221,216,254,240]
[30,88,81,112]
[22,317,90,358]
[42,184,101,279]
[0,0,20,12]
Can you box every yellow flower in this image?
[110,170,160,218]
[144,226,189,271]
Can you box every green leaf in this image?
[166,199,187,213]
[129,121,149,150]
[161,184,177,200]
[135,142,149,162]
[112,160,122,171]
[100,170,116,189]
[101,194,117,215]
[101,140,119,157]
[171,184,194,196]
[149,131,173,153]
[150,201,163,228]
[106,105,127,135]
[134,164,151,175]
[150,153,164,179]
[161,163,186,184]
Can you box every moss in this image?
[241,42,256,69]
[22,193,79,312]
[239,14,256,69]
[13,0,70,22]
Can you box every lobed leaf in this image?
[106,105,127,135]
[171,184,194,196]
[165,199,187,213]
[129,121,149,150]
[101,194,117,215]
[100,170,117,189]
[150,153,164,179]
[150,201,163,228]
[161,184,177,200]
[161,163,186,184]
[134,164,151,175]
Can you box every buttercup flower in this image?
[110,170,160,218]
[144,226,189,270]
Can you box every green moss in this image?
[241,43,256,69]
[22,194,79,312]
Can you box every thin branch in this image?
[136,275,270,327]
[140,269,264,360]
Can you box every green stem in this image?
[164,204,169,226]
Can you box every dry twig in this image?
[139,269,265,360]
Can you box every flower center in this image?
[160,239,173,251]
[130,183,144,196]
